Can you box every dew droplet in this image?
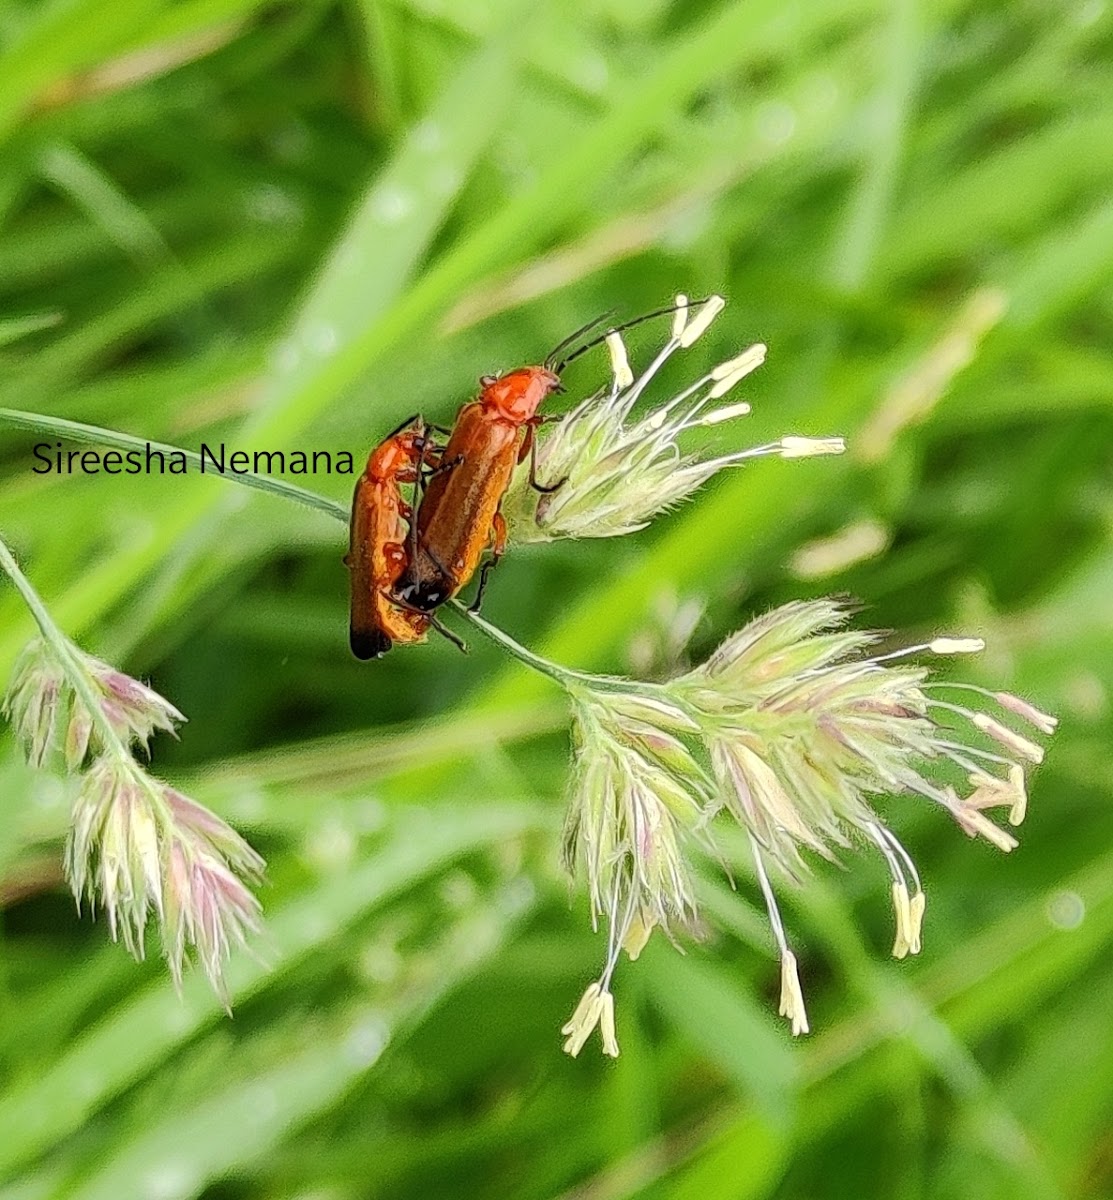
[360,940,402,984]
[572,53,608,93]
[371,183,413,224]
[245,184,302,225]
[274,341,300,374]
[429,162,462,197]
[355,797,386,832]
[307,323,338,357]
[244,1083,278,1124]
[304,816,355,871]
[500,875,536,913]
[32,774,65,810]
[412,119,443,153]
[346,1012,390,1066]
[756,100,796,145]
[229,785,267,821]
[143,1162,199,1200]
[1046,889,1085,930]
[163,1005,195,1035]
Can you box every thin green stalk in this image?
[0,534,171,822]
[0,534,126,764]
[454,603,646,695]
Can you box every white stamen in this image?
[867,821,925,957]
[561,982,605,1057]
[679,294,725,347]
[790,519,890,580]
[936,738,1016,770]
[964,770,1015,812]
[973,713,1045,764]
[891,879,914,958]
[1007,763,1028,826]
[599,990,620,1057]
[710,342,767,384]
[671,294,689,340]
[907,891,925,954]
[606,331,634,388]
[779,951,809,1036]
[878,824,922,894]
[778,436,846,459]
[929,637,985,655]
[708,371,755,400]
[955,806,1019,852]
[994,692,1058,735]
[695,400,752,426]
[888,878,925,956]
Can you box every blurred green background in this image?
[1,0,1111,1196]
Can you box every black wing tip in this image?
[350,628,392,660]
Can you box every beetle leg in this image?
[406,436,443,580]
[527,423,567,494]
[490,510,508,557]
[469,560,497,614]
[517,423,534,465]
[422,452,463,480]
[468,512,507,613]
[429,614,468,654]
[380,587,467,652]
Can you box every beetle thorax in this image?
[479,366,561,423]
[369,433,420,481]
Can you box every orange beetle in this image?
[346,418,439,659]
[394,365,563,612]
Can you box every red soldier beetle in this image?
[394,302,701,614]
[345,416,464,659]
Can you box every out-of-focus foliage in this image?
[0,0,1110,1196]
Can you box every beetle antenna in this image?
[554,297,712,374]
[542,311,616,370]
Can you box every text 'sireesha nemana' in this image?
[32,443,356,476]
